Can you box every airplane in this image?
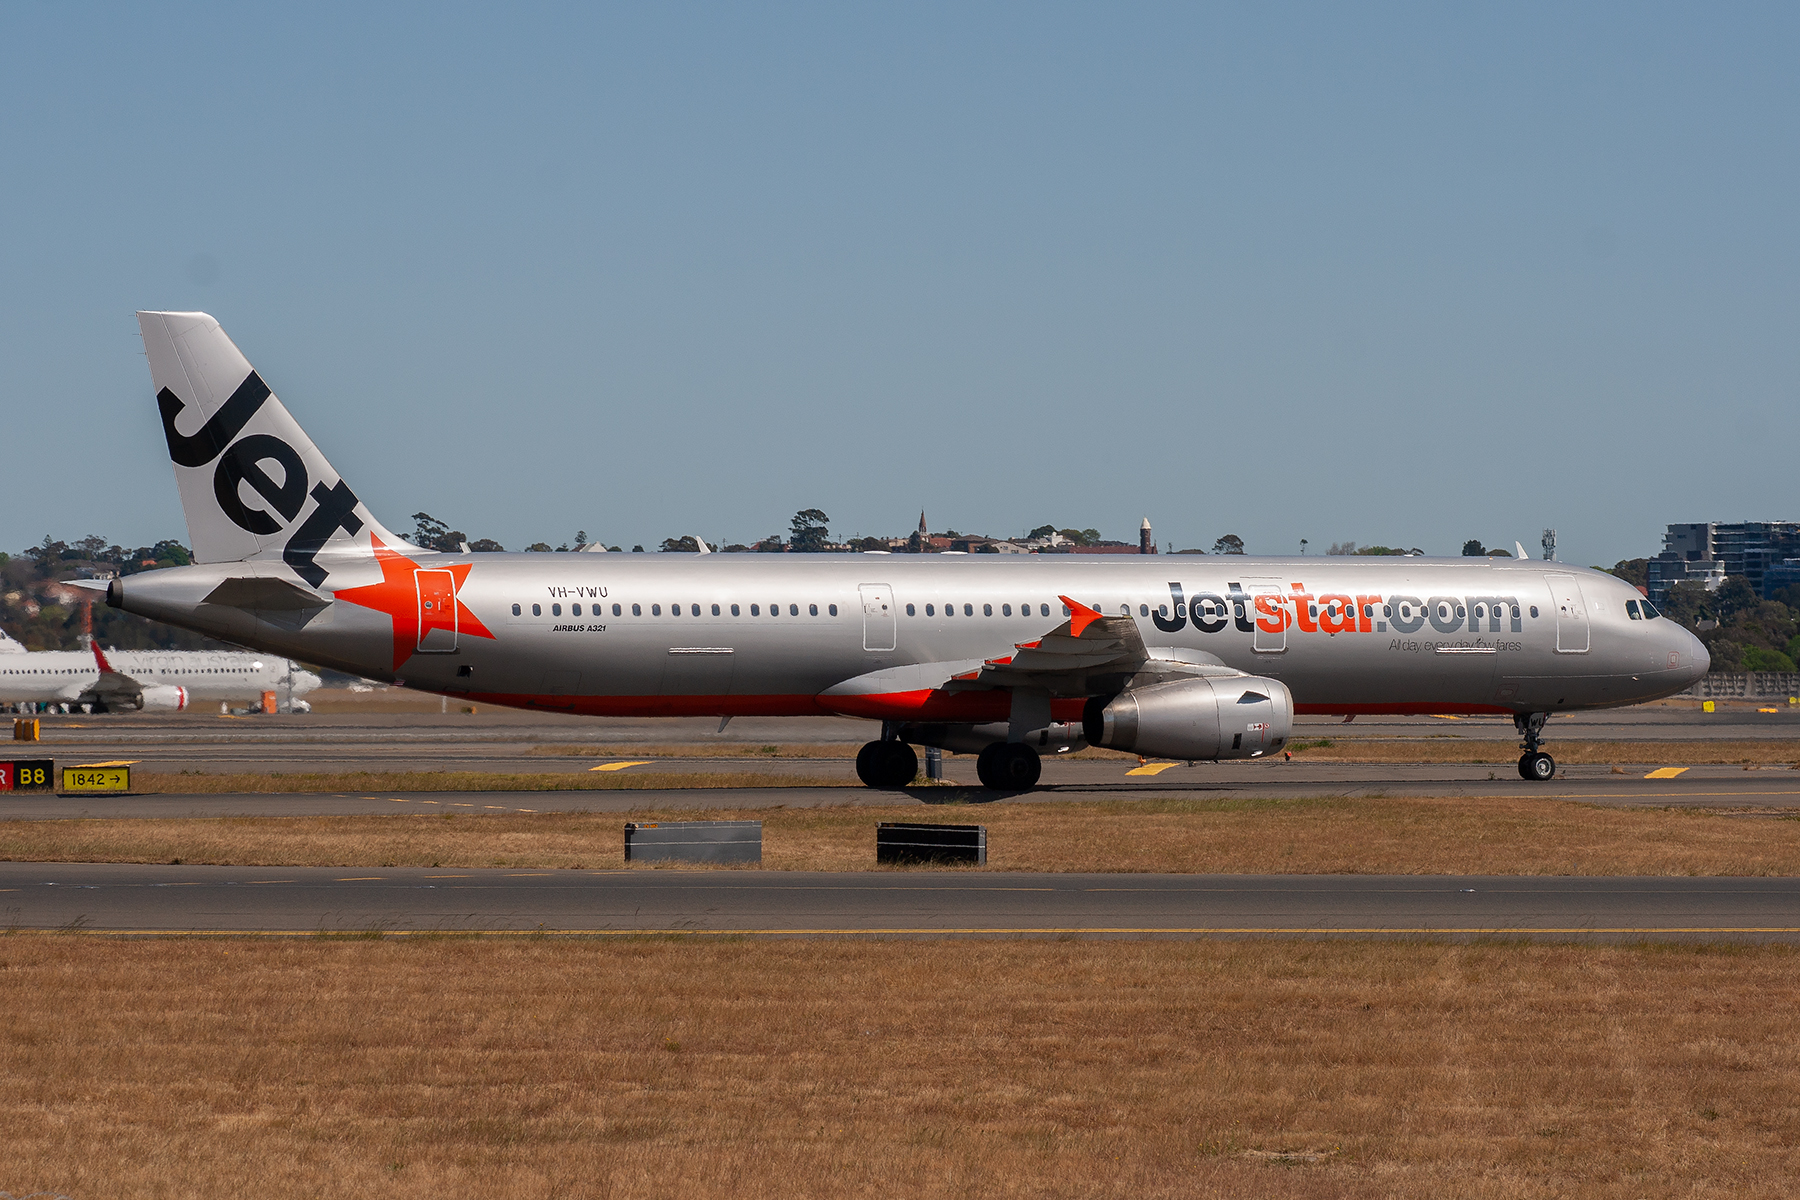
[0,627,321,713]
[97,311,1709,789]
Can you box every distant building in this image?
[1139,517,1156,555]
[1646,521,1800,602]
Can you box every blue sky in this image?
[2,3,1795,564]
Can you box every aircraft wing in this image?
[84,640,146,703]
[942,596,1148,693]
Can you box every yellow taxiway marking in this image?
[69,759,139,768]
[423,875,470,879]
[507,873,555,877]
[450,803,474,807]
[1429,714,1463,720]
[420,800,439,804]
[484,805,506,810]
[387,798,409,803]
[244,880,297,885]
[1125,762,1180,776]
[590,760,652,772]
[1758,707,1780,713]
[333,877,384,882]
[45,926,1800,939]
[1644,767,1690,779]
[516,808,538,813]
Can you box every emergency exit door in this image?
[859,583,896,652]
[416,569,458,652]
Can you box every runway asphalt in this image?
[5,767,1800,819]
[2,862,1794,941]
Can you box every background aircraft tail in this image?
[137,312,409,588]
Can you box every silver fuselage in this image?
[114,552,1707,722]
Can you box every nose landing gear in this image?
[1515,712,1555,781]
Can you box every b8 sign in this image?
[0,760,53,792]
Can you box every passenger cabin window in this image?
[692,604,701,617]
[750,604,760,616]
[983,603,993,617]
[532,603,542,616]
[925,604,935,616]
[613,603,622,616]
[963,603,973,617]
[731,604,740,616]
[789,604,799,616]
[1530,606,1539,618]
[632,604,642,616]
[511,603,522,616]
[1040,603,1050,617]
[828,604,838,616]
[573,604,583,616]
[906,603,916,616]
[809,604,819,616]
[552,603,562,616]
[712,604,721,616]
[651,604,661,616]
[1003,604,1013,616]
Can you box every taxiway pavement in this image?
[2,862,1794,941]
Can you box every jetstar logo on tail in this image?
[333,535,496,669]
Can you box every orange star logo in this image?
[332,534,495,669]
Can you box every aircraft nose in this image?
[1684,628,1710,684]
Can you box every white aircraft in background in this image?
[0,627,319,712]
[100,312,1707,789]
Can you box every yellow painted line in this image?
[244,880,297,885]
[484,805,506,810]
[516,808,538,813]
[1644,767,1689,779]
[423,875,470,879]
[590,761,652,772]
[1429,714,1462,720]
[387,798,409,803]
[333,877,384,882]
[25,926,1800,939]
[1759,707,1780,713]
[420,800,439,805]
[69,760,139,768]
[1125,762,1179,776]
[450,803,474,807]
[507,873,555,877]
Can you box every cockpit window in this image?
[1640,598,1661,620]
[1626,599,1641,620]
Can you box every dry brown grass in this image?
[131,769,835,794]
[5,795,1798,874]
[1282,737,1800,766]
[0,937,1794,1198]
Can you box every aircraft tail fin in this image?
[137,312,410,588]
[0,628,26,655]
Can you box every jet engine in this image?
[1083,675,1293,760]
[133,685,190,712]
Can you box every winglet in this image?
[1059,595,1103,638]
[90,638,117,676]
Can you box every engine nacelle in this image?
[134,685,190,712]
[1082,675,1293,760]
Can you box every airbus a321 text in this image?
[105,312,1708,789]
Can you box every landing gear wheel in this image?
[855,741,918,789]
[1518,752,1555,782]
[975,742,1042,791]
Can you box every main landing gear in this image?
[976,742,1041,791]
[1515,712,1555,781]
[855,739,918,789]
